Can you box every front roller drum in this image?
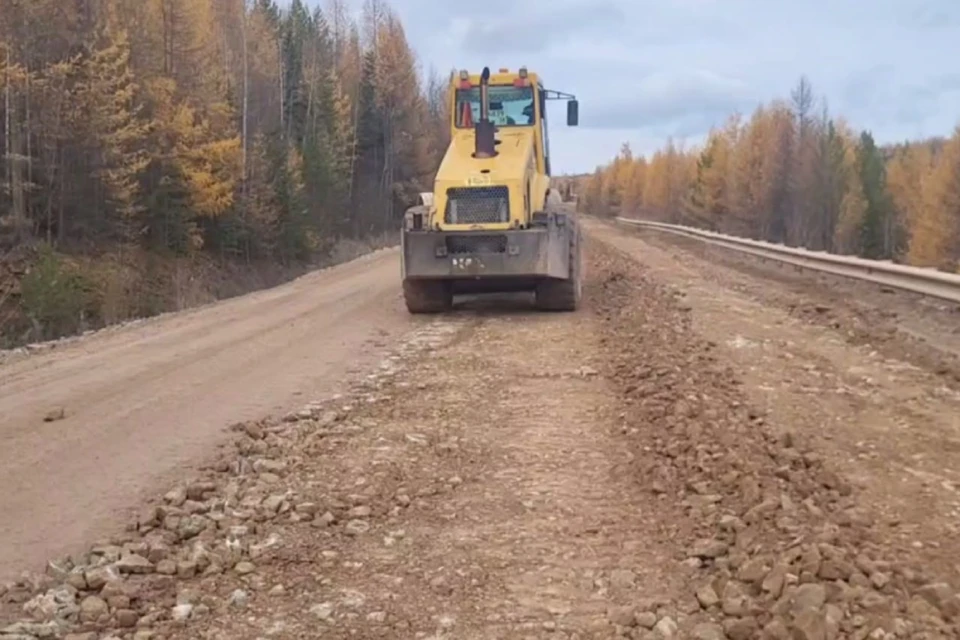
[402,279,453,314]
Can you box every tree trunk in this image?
[25,38,32,232]
[6,44,26,244]
[278,35,284,138]
[4,44,11,231]
[58,145,65,244]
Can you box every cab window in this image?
[455,85,535,128]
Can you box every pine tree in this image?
[77,28,150,241]
[811,116,848,251]
[835,134,867,254]
[684,130,732,229]
[275,143,310,263]
[856,131,893,259]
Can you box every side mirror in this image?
[567,99,579,126]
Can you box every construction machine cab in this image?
[400,65,582,313]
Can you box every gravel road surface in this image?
[2,222,959,640]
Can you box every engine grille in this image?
[445,234,507,255]
[444,186,510,225]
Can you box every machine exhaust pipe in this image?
[474,66,496,158]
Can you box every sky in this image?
[312,0,960,175]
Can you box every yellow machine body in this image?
[430,69,551,231]
[399,66,581,313]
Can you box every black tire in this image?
[403,279,452,314]
[535,221,582,311]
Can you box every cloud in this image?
[582,69,754,132]
[906,1,958,29]
[312,0,960,173]
[454,1,626,55]
[934,73,960,93]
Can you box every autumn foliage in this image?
[0,0,448,258]
[0,0,450,343]
[578,77,960,272]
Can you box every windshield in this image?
[455,85,535,128]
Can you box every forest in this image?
[0,0,450,345]
[578,77,960,273]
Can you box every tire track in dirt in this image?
[145,241,689,639]
[259,293,687,638]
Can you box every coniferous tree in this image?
[577,74,958,270]
[856,132,893,259]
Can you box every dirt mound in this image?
[592,243,959,639]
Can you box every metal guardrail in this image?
[615,217,960,304]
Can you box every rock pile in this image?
[2,318,464,640]
[591,246,960,639]
[0,395,403,639]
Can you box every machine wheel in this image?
[403,279,453,314]
[535,220,582,311]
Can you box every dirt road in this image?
[587,218,960,572]
[3,224,960,639]
[0,248,413,581]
